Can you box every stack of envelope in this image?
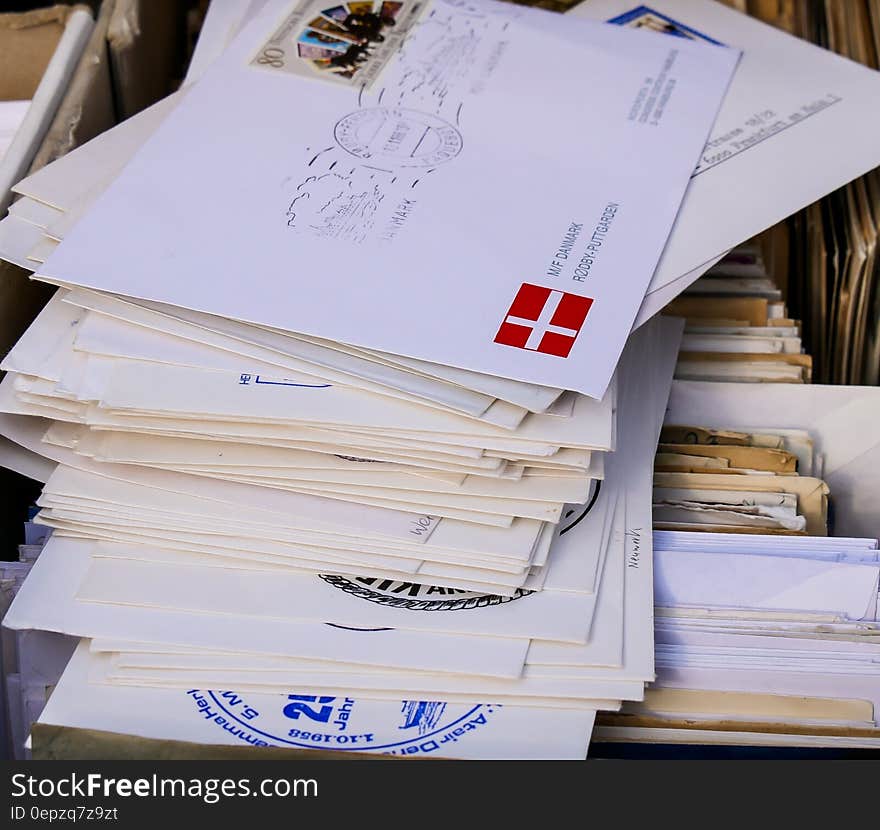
[654,236,830,537]
[0,284,617,596]
[3,0,880,760]
[0,0,742,759]
[607,328,880,751]
[595,530,880,751]
[6,317,682,759]
[664,242,812,384]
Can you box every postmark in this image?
[319,574,533,610]
[333,107,464,168]
[189,689,499,755]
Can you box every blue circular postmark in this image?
[188,690,499,756]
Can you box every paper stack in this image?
[664,241,812,384]
[595,530,880,751]
[1,0,744,759]
[3,0,880,760]
[601,322,880,751]
[3,317,682,759]
[665,380,880,542]
[653,426,827,537]
[653,235,830,537]
[0,282,618,596]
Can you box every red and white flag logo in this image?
[494,283,593,358]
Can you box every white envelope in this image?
[575,0,880,298]
[92,360,613,448]
[654,530,878,561]
[65,290,508,417]
[654,549,879,621]
[98,659,643,708]
[35,0,738,397]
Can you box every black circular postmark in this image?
[319,574,533,610]
[334,107,463,168]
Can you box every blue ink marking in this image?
[399,701,447,734]
[607,6,724,46]
[255,376,331,388]
[239,372,331,388]
[284,694,335,722]
[206,690,484,751]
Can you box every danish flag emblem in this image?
[494,283,593,358]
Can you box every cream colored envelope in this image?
[680,334,802,354]
[675,361,806,382]
[34,463,548,562]
[39,643,597,759]
[654,471,829,535]
[528,522,625,669]
[93,360,614,449]
[97,658,643,711]
[35,469,532,560]
[4,538,530,677]
[80,542,533,597]
[74,549,598,642]
[657,443,799,473]
[627,688,875,724]
[67,291,512,421]
[5,411,569,557]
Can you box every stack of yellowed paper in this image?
[664,242,812,384]
[653,360,880,540]
[653,425,826,536]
